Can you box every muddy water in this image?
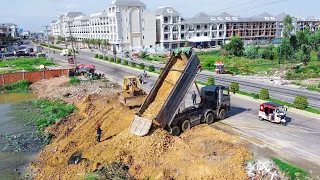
[0,94,39,179]
[0,93,37,104]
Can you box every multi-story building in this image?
[0,23,19,38]
[50,0,156,51]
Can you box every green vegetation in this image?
[272,158,310,180]
[98,55,103,59]
[109,57,115,62]
[259,88,270,100]
[222,36,244,57]
[33,99,75,132]
[0,80,30,93]
[206,77,215,85]
[138,63,145,70]
[40,43,63,50]
[103,56,108,61]
[148,65,155,72]
[95,54,99,58]
[0,57,55,73]
[130,62,136,67]
[294,96,308,109]
[122,60,129,66]
[9,99,75,144]
[68,77,81,86]
[229,82,239,94]
[84,162,133,180]
[116,57,121,64]
[139,51,148,59]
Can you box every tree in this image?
[296,30,308,47]
[226,36,244,57]
[57,35,65,42]
[206,77,215,85]
[96,39,102,49]
[102,39,107,50]
[294,96,308,109]
[259,89,269,100]
[89,39,95,48]
[277,38,294,63]
[289,35,298,50]
[297,44,312,65]
[317,47,320,61]
[283,15,294,38]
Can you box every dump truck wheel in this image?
[171,126,181,136]
[205,112,214,124]
[218,109,226,120]
[181,120,191,132]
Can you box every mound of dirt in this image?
[30,77,121,104]
[33,93,251,180]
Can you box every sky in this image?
[1,0,319,32]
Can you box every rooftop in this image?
[110,0,146,7]
[154,6,180,16]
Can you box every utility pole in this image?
[67,21,76,66]
[43,25,50,60]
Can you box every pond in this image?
[0,93,39,179]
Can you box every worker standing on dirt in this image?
[96,124,102,143]
[143,70,147,78]
[192,91,197,105]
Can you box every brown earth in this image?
[32,92,251,180]
[30,76,121,104]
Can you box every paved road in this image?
[45,49,320,170]
[56,45,320,109]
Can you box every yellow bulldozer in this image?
[118,76,147,109]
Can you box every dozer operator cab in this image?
[123,76,143,96]
[200,85,231,110]
[118,76,147,108]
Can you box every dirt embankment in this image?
[30,76,121,104]
[30,77,251,179]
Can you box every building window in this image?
[143,36,144,39]
[204,32,207,36]
[204,25,208,29]
[197,25,200,30]
[196,33,200,37]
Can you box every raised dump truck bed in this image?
[130,48,201,136]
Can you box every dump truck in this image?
[129,47,231,136]
[118,76,147,108]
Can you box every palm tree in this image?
[94,39,100,49]
[89,39,95,48]
[102,39,107,50]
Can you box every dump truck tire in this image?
[181,120,191,132]
[205,112,214,124]
[171,126,181,136]
[218,109,226,120]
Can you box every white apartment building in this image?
[0,23,20,38]
[50,0,156,51]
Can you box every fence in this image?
[0,69,73,85]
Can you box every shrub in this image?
[318,83,320,89]
[139,51,148,59]
[206,77,215,85]
[130,62,136,67]
[116,57,121,64]
[148,65,155,72]
[138,63,145,70]
[123,60,128,66]
[68,77,81,85]
[1,80,30,92]
[95,54,99,58]
[251,93,259,99]
[109,57,115,62]
[99,55,103,59]
[103,56,109,61]
[259,88,269,100]
[244,45,258,59]
[294,96,308,109]
[229,82,239,94]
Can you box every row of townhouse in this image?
[50,0,156,51]
[155,7,320,49]
[50,0,320,51]
[0,23,20,39]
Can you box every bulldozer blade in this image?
[129,115,152,136]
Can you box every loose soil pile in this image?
[142,56,187,120]
[32,92,251,180]
[30,76,120,104]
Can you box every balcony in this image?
[188,28,194,31]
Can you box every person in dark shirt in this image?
[192,91,197,105]
[96,124,102,143]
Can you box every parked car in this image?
[0,50,10,57]
[16,50,29,57]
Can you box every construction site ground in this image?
[28,77,257,180]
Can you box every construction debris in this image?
[246,157,286,180]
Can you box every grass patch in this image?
[0,80,30,93]
[272,157,310,180]
[84,162,133,180]
[9,100,75,144]
[0,57,55,73]
[68,77,81,86]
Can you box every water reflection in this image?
[0,93,37,104]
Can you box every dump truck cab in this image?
[167,85,231,136]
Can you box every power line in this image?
[226,0,289,15]
[210,0,263,14]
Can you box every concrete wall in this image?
[142,12,156,48]
[0,69,72,85]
